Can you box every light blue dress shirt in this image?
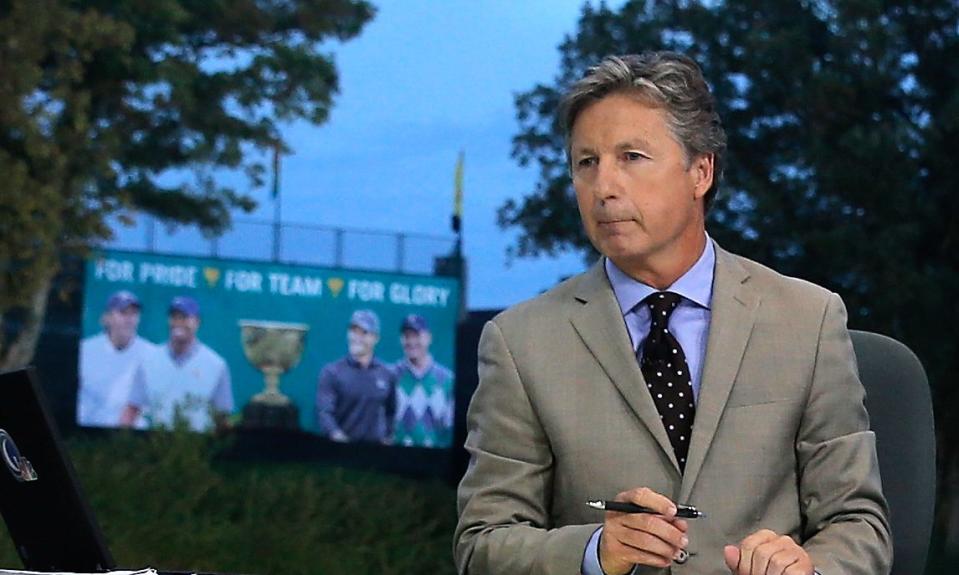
[582,236,715,575]
[606,238,714,402]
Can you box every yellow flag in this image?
[452,151,464,233]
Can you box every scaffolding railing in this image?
[102,217,458,277]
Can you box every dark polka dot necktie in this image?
[639,291,695,473]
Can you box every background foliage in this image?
[0,0,374,370]
[0,430,458,575]
[502,0,959,552]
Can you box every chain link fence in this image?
[103,217,458,276]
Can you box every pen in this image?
[586,499,706,519]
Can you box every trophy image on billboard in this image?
[238,320,309,430]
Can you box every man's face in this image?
[569,92,713,280]
[401,329,432,363]
[168,311,199,347]
[347,325,378,359]
[103,306,140,348]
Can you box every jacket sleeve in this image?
[453,320,597,575]
[797,293,893,574]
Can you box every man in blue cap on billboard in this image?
[78,290,157,428]
[315,309,397,443]
[393,314,455,448]
[121,295,234,432]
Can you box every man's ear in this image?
[691,153,714,200]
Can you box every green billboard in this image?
[78,249,459,447]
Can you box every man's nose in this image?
[593,159,621,201]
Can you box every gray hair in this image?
[561,52,727,210]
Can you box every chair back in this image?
[850,330,936,575]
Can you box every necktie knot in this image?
[645,291,682,329]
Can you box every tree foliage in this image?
[504,0,959,548]
[0,0,374,367]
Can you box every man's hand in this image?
[723,529,814,575]
[599,487,689,575]
[329,429,349,442]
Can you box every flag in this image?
[452,150,464,233]
[272,141,281,199]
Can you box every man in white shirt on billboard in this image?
[77,290,155,429]
[122,296,234,432]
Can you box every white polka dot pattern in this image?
[639,291,695,473]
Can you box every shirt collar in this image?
[167,339,199,365]
[605,234,715,315]
[347,355,380,369]
[402,356,434,379]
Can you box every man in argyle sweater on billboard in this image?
[392,314,454,448]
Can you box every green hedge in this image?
[5,430,957,574]
[0,430,458,574]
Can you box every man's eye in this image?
[624,151,646,161]
[576,157,597,169]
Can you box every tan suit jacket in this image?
[455,244,891,574]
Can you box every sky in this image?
[273,0,602,311]
[113,0,621,310]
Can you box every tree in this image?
[0,0,374,369]
[504,0,959,554]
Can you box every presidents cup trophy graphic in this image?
[239,320,309,429]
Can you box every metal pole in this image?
[396,233,406,272]
[272,187,282,262]
[455,231,466,321]
[270,140,283,262]
[146,216,156,252]
[335,228,344,267]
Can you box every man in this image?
[77,290,155,428]
[122,296,233,432]
[454,52,891,575]
[315,309,397,443]
[392,314,455,448]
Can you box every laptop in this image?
[0,367,116,572]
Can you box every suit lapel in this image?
[680,246,759,499]
[569,261,679,469]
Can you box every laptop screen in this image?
[0,367,115,572]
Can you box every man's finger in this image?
[601,525,673,573]
[603,501,690,572]
[616,486,677,516]
[615,523,684,562]
[723,545,740,572]
[737,529,779,575]
[616,513,688,548]
[766,546,800,575]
